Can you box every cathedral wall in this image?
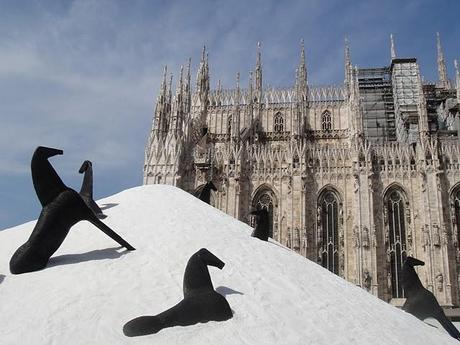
[308,102,349,131]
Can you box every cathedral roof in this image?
[206,85,346,106]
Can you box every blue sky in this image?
[0,0,459,229]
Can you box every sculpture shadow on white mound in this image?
[0,274,5,284]
[99,203,119,211]
[48,246,130,268]
[215,286,244,297]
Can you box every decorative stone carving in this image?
[387,271,392,293]
[436,272,444,292]
[372,225,377,248]
[441,224,448,245]
[433,224,441,247]
[353,173,359,193]
[353,225,360,248]
[422,224,430,250]
[302,227,308,249]
[363,269,372,291]
[362,226,370,248]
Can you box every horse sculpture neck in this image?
[182,248,224,297]
[402,263,423,294]
[31,146,66,207]
[79,161,93,199]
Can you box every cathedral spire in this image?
[168,73,173,107]
[296,39,308,102]
[255,42,263,102]
[236,72,240,101]
[170,66,184,134]
[184,58,191,114]
[417,68,429,135]
[437,32,450,89]
[196,45,210,123]
[177,65,184,97]
[455,59,460,102]
[153,66,170,136]
[196,45,210,95]
[233,72,241,139]
[248,71,253,103]
[390,34,396,60]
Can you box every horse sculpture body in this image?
[250,209,270,241]
[194,181,217,205]
[123,248,232,337]
[402,256,460,340]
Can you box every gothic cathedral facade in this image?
[144,35,460,307]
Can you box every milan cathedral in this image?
[144,34,460,306]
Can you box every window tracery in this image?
[274,112,284,132]
[321,110,332,131]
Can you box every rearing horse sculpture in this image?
[123,248,232,336]
[402,256,460,340]
[9,146,135,274]
[79,160,105,218]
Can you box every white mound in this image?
[0,185,457,344]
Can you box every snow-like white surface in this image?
[0,185,457,344]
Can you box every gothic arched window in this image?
[227,115,232,135]
[385,187,408,299]
[274,112,284,132]
[321,110,332,131]
[317,189,341,275]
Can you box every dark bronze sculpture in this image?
[193,181,217,204]
[78,160,105,218]
[402,256,460,340]
[250,209,269,241]
[123,248,232,337]
[9,146,135,274]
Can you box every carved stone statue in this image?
[387,271,392,293]
[433,224,441,246]
[353,225,360,248]
[436,272,444,292]
[363,269,372,291]
[362,226,370,248]
[422,225,430,250]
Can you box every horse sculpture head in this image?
[404,256,425,267]
[78,160,92,174]
[196,248,225,269]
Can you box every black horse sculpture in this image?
[250,209,270,241]
[123,248,232,336]
[9,146,135,274]
[78,160,105,218]
[193,181,217,205]
[402,256,460,340]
